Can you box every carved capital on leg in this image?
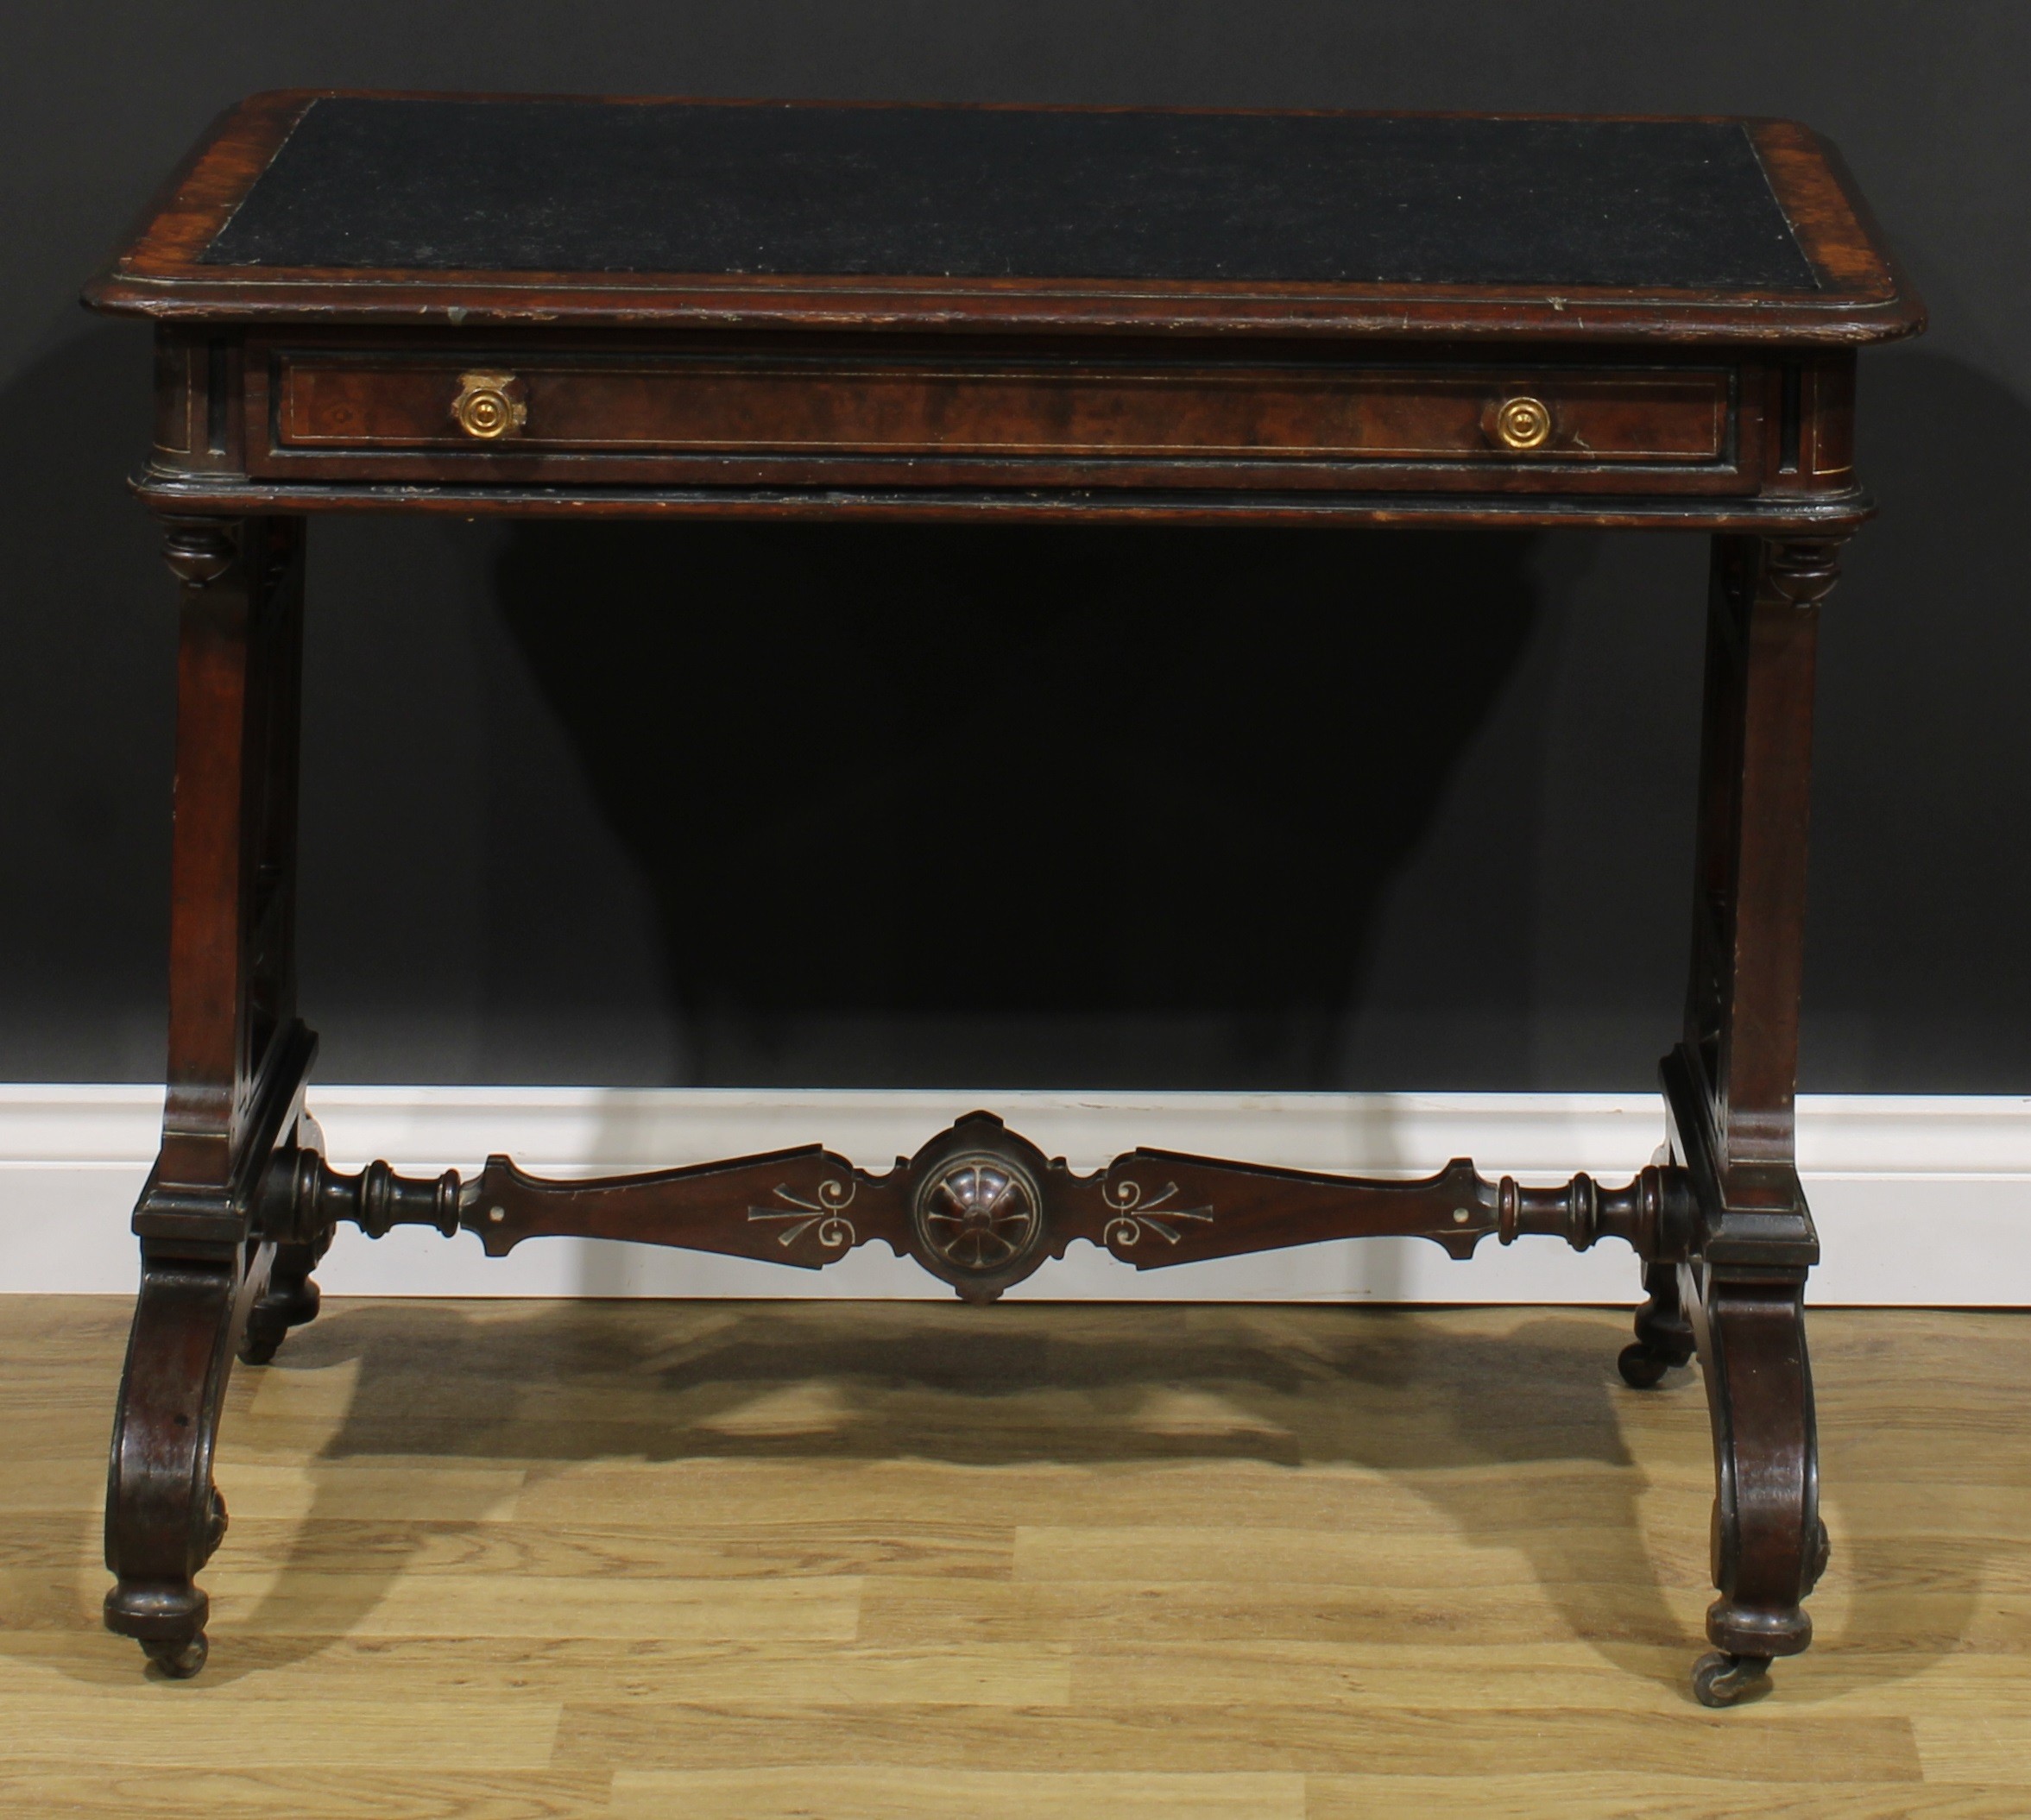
[1760,538,1843,613]
[159,516,240,589]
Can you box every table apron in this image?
[243,344,1755,495]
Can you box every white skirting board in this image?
[1,1086,2027,1305]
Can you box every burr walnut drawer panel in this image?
[251,351,1742,490]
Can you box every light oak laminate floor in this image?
[1,1296,2026,1817]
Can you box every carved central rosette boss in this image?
[904,1117,1053,1301]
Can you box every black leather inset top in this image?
[203,98,1819,291]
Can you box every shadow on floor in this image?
[109,1294,1988,1705]
[13,1298,2007,1710]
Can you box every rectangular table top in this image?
[211,100,1813,288]
[91,92,1918,346]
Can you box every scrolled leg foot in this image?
[104,1254,255,1678]
[1617,1341,1670,1389]
[1692,1650,1771,1708]
[1687,1267,1820,1699]
[237,1238,325,1365]
[104,1571,211,1677]
[1618,1261,1696,1389]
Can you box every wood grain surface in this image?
[4,1298,2024,1817]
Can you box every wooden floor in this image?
[2,1296,2028,1817]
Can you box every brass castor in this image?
[141,1632,208,1679]
[1617,1340,1683,1389]
[1692,1650,1770,1707]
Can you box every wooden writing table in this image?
[85,93,1923,1701]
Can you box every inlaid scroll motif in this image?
[1101,1178,1214,1248]
[747,1179,858,1250]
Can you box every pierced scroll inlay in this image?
[747,1180,858,1250]
[1103,1179,1214,1248]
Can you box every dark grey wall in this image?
[3,3,2027,1091]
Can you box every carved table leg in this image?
[1683,1266,1826,1709]
[1662,532,1839,1705]
[106,514,314,1677]
[104,1254,268,1676]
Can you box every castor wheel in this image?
[237,1327,281,1366]
[1618,1341,1675,1389]
[141,1632,209,1679]
[1692,1650,1770,1707]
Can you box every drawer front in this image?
[253,350,1742,491]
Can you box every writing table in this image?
[85,92,1923,1701]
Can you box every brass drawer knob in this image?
[1492,394,1554,451]
[451,370,527,439]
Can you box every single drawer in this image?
[250,349,1742,492]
